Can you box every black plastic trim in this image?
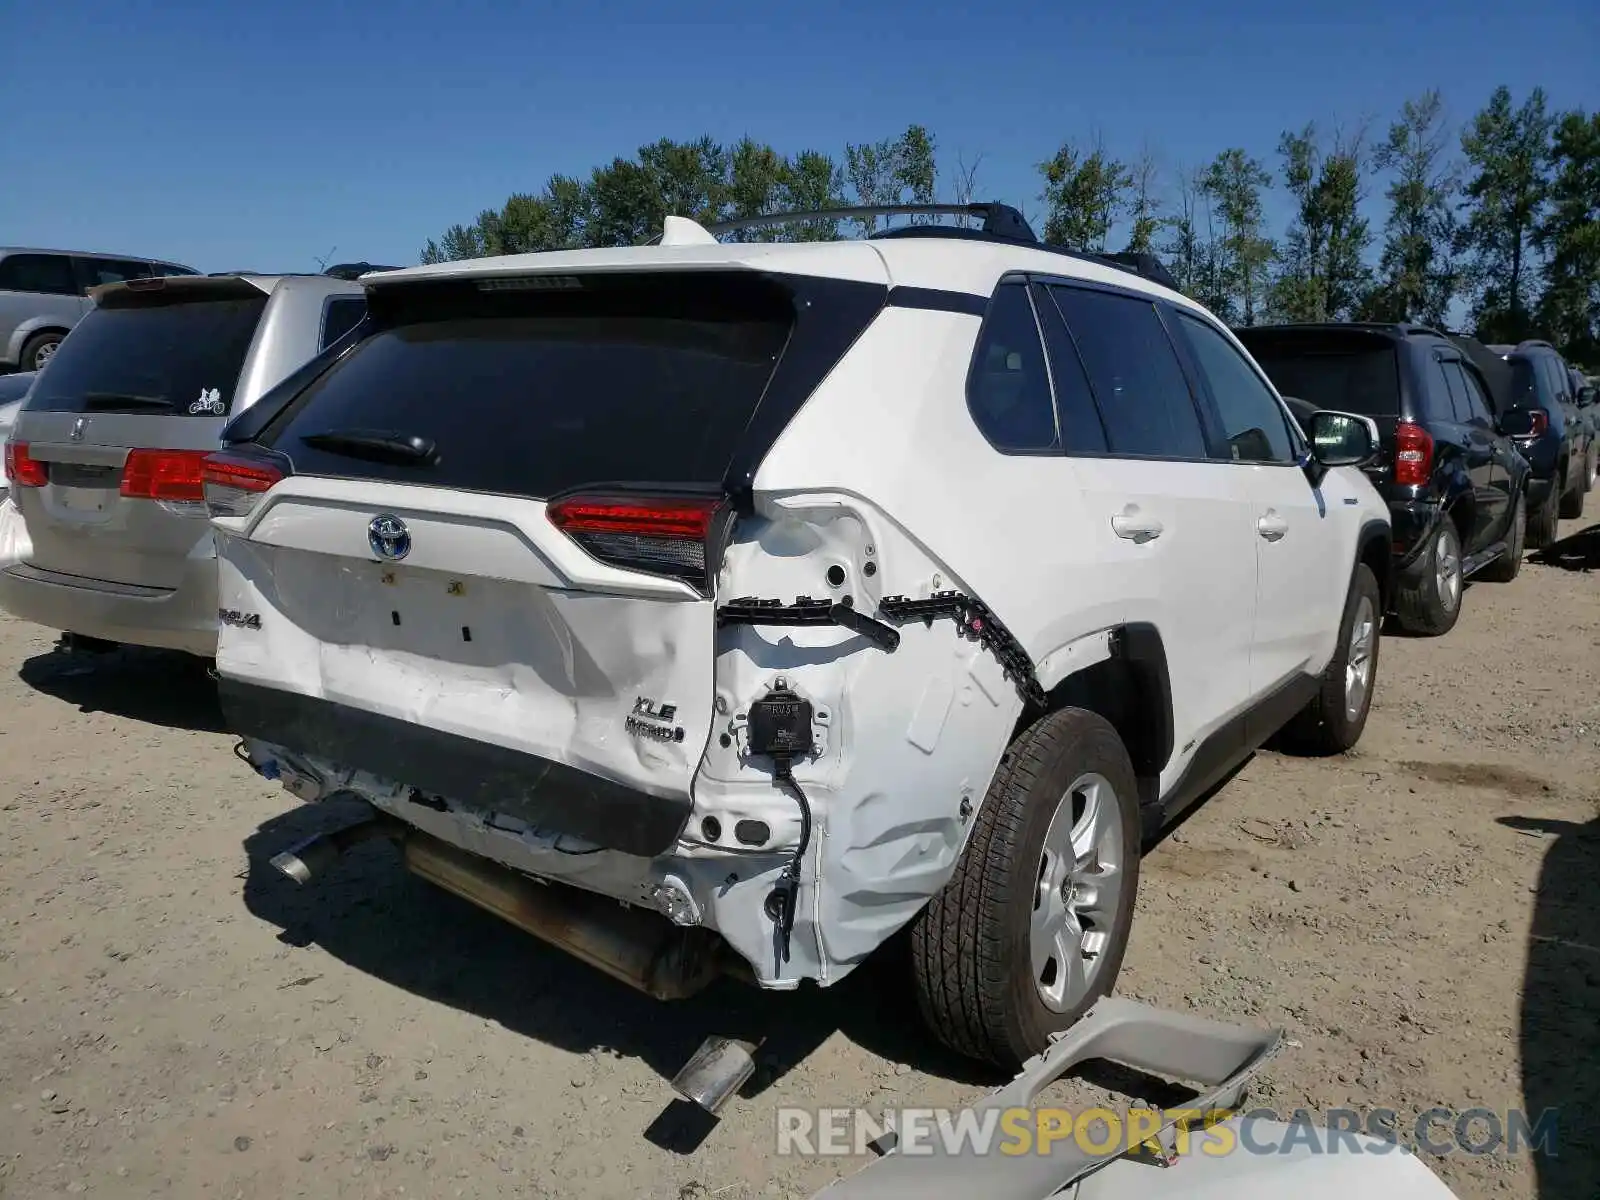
[219,678,691,857]
[1110,623,1174,776]
[886,286,988,316]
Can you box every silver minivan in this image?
[0,248,199,371]
[0,273,368,656]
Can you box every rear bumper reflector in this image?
[217,679,692,857]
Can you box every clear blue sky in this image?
[4,0,1595,273]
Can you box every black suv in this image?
[1501,340,1595,541]
[1236,322,1530,636]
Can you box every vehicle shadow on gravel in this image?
[1531,522,1599,572]
[1498,813,1600,1200]
[242,800,1001,1146]
[18,645,225,733]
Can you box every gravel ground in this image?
[0,517,1595,1200]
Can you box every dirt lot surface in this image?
[0,519,1595,1200]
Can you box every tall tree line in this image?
[417,88,1600,364]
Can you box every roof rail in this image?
[323,262,403,280]
[704,202,1039,242]
[1514,338,1556,352]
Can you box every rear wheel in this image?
[20,331,63,372]
[1559,469,1586,519]
[1527,482,1560,549]
[1282,563,1381,755]
[1479,493,1525,583]
[910,707,1141,1069]
[1395,521,1462,636]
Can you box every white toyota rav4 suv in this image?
[205,204,1390,1069]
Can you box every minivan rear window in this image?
[27,295,268,416]
[266,272,794,498]
[1239,337,1401,417]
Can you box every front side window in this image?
[82,258,156,288]
[1176,313,1296,463]
[0,253,78,297]
[1049,286,1206,459]
[966,283,1059,453]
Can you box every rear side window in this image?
[967,284,1059,453]
[1439,361,1472,422]
[26,295,268,416]
[319,296,367,350]
[1243,338,1401,418]
[0,253,78,297]
[267,272,793,498]
[82,258,156,287]
[1508,358,1552,410]
[1048,286,1206,459]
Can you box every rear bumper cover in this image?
[0,507,218,657]
[1387,499,1444,570]
[218,678,693,858]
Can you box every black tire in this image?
[1527,482,1560,549]
[19,330,64,372]
[1559,470,1585,519]
[1394,520,1462,636]
[1282,563,1381,756]
[1478,493,1525,583]
[910,707,1141,1069]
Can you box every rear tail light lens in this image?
[201,450,289,518]
[1524,410,1549,437]
[4,442,48,488]
[547,493,726,591]
[1393,421,1434,487]
[121,449,209,502]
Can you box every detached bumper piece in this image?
[717,596,901,651]
[812,998,1284,1200]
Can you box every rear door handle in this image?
[1257,512,1289,542]
[1111,508,1163,543]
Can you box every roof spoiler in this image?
[644,203,1182,290]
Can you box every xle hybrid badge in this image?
[368,514,411,561]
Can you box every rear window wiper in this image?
[299,429,439,466]
[81,391,173,410]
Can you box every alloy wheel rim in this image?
[1435,531,1461,612]
[1031,772,1124,1013]
[35,341,56,367]
[1344,595,1376,721]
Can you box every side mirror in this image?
[1309,410,1379,467]
[1579,385,1596,408]
[1498,408,1541,437]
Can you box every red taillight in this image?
[200,451,287,519]
[1525,410,1549,437]
[120,448,209,502]
[1393,421,1433,487]
[547,494,725,589]
[4,441,48,488]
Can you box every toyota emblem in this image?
[367,514,411,561]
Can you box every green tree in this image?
[1457,86,1554,342]
[1038,138,1133,252]
[1123,149,1161,254]
[1534,109,1600,363]
[845,125,938,234]
[1270,124,1372,321]
[1201,149,1275,324]
[1362,90,1459,326]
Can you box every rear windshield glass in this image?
[266,272,793,498]
[1507,358,1552,409]
[27,295,267,417]
[1241,340,1400,417]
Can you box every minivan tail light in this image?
[121,449,209,502]
[201,450,289,519]
[547,494,726,590]
[4,442,48,488]
[1523,410,1549,437]
[1393,421,1433,487]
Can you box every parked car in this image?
[1235,322,1530,637]
[0,273,367,656]
[1568,365,1599,492]
[1,248,198,372]
[207,202,1390,1069]
[1501,339,1593,540]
